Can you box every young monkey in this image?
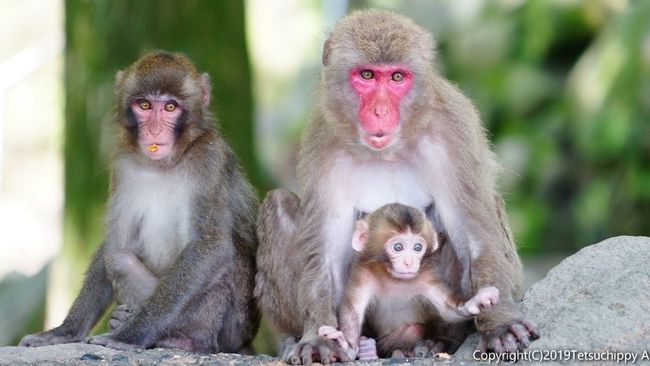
[319,203,499,360]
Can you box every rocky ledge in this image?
[1,236,648,365]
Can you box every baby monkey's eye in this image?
[393,243,404,252]
[413,243,423,252]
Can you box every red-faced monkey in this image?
[20,52,259,353]
[256,9,538,364]
[318,204,499,360]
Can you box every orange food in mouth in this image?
[148,144,159,152]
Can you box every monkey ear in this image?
[200,73,211,108]
[429,232,439,252]
[322,36,333,66]
[352,220,369,253]
[114,70,125,95]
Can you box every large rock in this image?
[456,235,650,363]
[1,236,648,365]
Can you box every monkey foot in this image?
[282,333,347,365]
[478,318,540,353]
[85,333,139,350]
[358,336,378,360]
[413,338,447,358]
[19,331,81,347]
[109,304,137,331]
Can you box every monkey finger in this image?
[108,319,122,331]
[114,304,131,312]
[429,340,446,356]
[489,337,504,353]
[358,350,378,361]
[501,333,518,353]
[281,343,302,365]
[318,344,333,364]
[509,323,531,348]
[466,304,480,315]
[477,337,488,354]
[521,319,540,339]
[300,343,315,366]
[391,349,407,358]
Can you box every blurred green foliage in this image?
[356,0,650,254]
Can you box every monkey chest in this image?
[332,159,431,214]
[111,168,195,274]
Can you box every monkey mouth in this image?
[389,270,418,280]
[363,133,394,150]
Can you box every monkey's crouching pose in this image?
[256,9,538,365]
[319,204,499,360]
[20,52,259,353]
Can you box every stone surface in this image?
[1,236,649,365]
[456,235,650,363]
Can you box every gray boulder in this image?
[1,236,648,365]
[456,235,650,363]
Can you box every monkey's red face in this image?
[385,231,427,280]
[130,94,183,160]
[349,65,413,150]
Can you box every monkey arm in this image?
[20,244,114,346]
[423,282,474,323]
[337,286,373,360]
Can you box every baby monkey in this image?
[319,203,499,360]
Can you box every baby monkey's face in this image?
[384,230,431,280]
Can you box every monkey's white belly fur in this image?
[111,161,195,274]
[324,144,448,299]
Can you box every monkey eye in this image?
[138,100,152,110]
[360,70,374,80]
[393,243,404,252]
[413,243,423,252]
[164,102,177,112]
[392,72,405,82]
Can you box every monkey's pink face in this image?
[349,65,413,150]
[131,96,183,160]
[385,232,427,280]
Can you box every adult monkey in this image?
[20,52,259,353]
[256,9,538,364]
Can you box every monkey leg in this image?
[256,190,345,364]
[470,209,540,353]
[158,255,258,353]
[255,189,303,336]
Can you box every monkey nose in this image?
[374,106,388,116]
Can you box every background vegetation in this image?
[2,0,648,351]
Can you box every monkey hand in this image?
[85,333,139,350]
[109,304,138,331]
[19,327,82,347]
[461,286,500,316]
[477,318,540,354]
[317,326,358,361]
[282,330,350,365]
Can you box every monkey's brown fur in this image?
[256,9,537,363]
[20,52,259,353]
